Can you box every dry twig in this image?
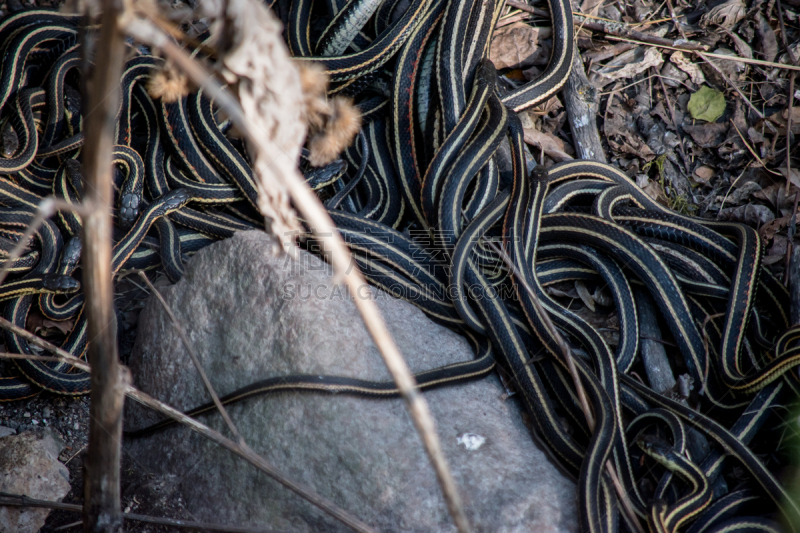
[575,14,706,51]
[565,48,605,161]
[607,36,800,72]
[0,493,283,532]
[80,1,129,530]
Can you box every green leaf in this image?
[687,86,726,122]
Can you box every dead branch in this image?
[605,36,800,72]
[564,48,606,161]
[634,289,677,395]
[0,493,284,533]
[80,1,128,530]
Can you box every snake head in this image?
[61,236,82,268]
[476,59,498,88]
[118,193,141,227]
[41,273,80,293]
[636,434,679,470]
[161,188,192,211]
[304,159,347,190]
[529,165,549,183]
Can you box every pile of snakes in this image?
[0,1,799,532]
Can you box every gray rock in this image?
[0,429,70,533]
[125,231,577,532]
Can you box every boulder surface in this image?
[125,230,577,532]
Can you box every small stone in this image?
[22,413,29,418]
[73,423,79,430]
[457,433,486,451]
[0,430,70,533]
[0,426,15,438]
[31,420,38,426]
[42,407,51,418]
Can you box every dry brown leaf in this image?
[762,254,784,265]
[700,0,745,28]
[752,183,782,207]
[636,175,670,205]
[604,98,656,160]
[575,281,595,312]
[746,127,766,145]
[650,101,672,125]
[704,47,748,81]
[760,108,800,136]
[766,234,788,260]
[27,314,74,336]
[198,0,306,249]
[591,286,612,307]
[545,286,574,299]
[779,43,800,66]
[538,96,563,116]
[759,214,791,241]
[752,183,797,212]
[718,203,774,225]
[489,23,550,70]
[580,0,604,14]
[694,165,716,184]
[683,123,729,147]
[718,27,753,59]
[670,52,706,85]
[784,107,800,124]
[779,167,800,189]
[606,130,656,160]
[593,47,664,85]
[522,126,574,161]
[754,12,778,63]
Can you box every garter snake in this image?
[0,4,794,532]
[637,434,712,533]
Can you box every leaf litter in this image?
[489,0,799,274]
